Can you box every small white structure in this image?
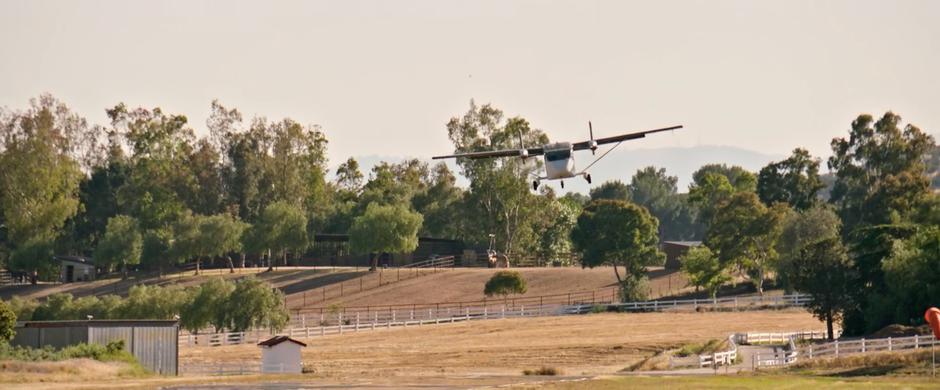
[257,336,306,374]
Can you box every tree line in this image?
[1,95,938,339]
[5,277,288,333]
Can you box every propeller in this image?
[588,121,598,155]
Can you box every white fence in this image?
[182,362,300,376]
[698,334,738,368]
[754,333,940,368]
[738,330,830,345]
[180,293,812,348]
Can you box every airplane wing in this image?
[432,147,545,160]
[571,125,682,151]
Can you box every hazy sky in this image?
[2,0,938,170]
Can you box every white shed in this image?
[257,336,306,373]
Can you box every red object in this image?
[926,307,940,340]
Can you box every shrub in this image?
[522,366,560,375]
[484,271,527,298]
[0,300,15,342]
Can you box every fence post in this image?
[888,337,892,351]
[356,313,360,331]
[835,340,839,357]
[521,304,525,316]
[861,338,866,353]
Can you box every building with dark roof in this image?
[12,320,178,375]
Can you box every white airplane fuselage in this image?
[542,142,577,180]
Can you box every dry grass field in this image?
[181,309,824,379]
[304,266,690,309]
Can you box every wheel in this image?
[560,180,565,189]
[532,180,539,191]
[585,174,592,184]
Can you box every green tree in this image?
[828,112,933,234]
[706,192,788,295]
[680,246,729,299]
[0,299,16,342]
[108,104,194,231]
[446,101,548,256]
[533,195,580,265]
[757,148,825,210]
[94,215,143,279]
[484,270,528,299]
[349,203,423,270]
[141,227,176,277]
[692,164,756,193]
[180,278,234,333]
[789,237,855,340]
[198,214,248,273]
[249,201,308,270]
[775,206,841,292]
[225,277,289,332]
[827,112,933,335]
[412,163,465,239]
[629,167,702,240]
[589,180,631,202]
[0,98,84,277]
[882,228,940,328]
[571,200,664,300]
[687,172,735,227]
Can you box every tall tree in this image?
[789,237,855,340]
[108,104,195,230]
[882,228,940,329]
[446,101,547,256]
[412,163,465,239]
[757,148,825,210]
[775,206,841,293]
[250,201,308,270]
[94,215,143,278]
[706,192,788,295]
[0,97,84,276]
[571,200,664,300]
[349,203,423,270]
[687,172,735,227]
[828,112,934,234]
[691,164,756,193]
[589,180,631,202]
[198,214,249,273]
[628,167,701,240]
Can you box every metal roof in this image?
[16,319,179,328]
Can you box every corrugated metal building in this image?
[12,320,178,375]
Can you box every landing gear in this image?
[560,180,565,189]
[533,180,540,191]
[584,173,592,184]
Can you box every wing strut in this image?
[578,139,626,175]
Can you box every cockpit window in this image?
[545,149,571,162]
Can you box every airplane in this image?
[433,123,682,191]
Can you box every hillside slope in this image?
[304,267,688,309]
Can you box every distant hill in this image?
[333,145,787,195]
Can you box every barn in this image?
[258,335,306,374]
[56,255,96,282]
[12,319,178,375]
[662,241,702,270]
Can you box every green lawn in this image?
[526,374,939,389]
